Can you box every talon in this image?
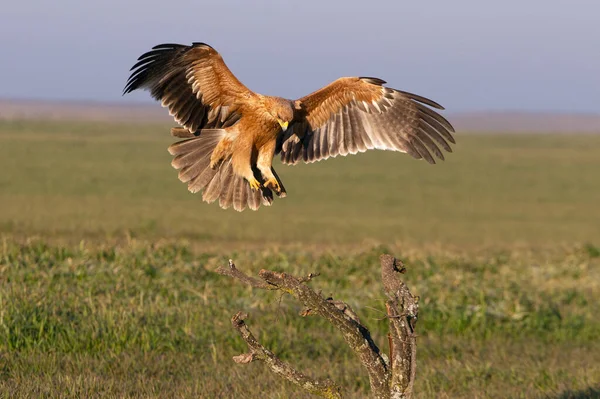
[249,178,262,191]
[264,177,281,194]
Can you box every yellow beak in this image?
[278,119,289,132]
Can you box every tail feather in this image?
[233,176,248,212]
[188,166,217,194]
[247,182,261,210]
[170,127,196,138]
[203,171,223,204]
[218,162,235,209]
[168,129,282,211]
[171,141,219,168]
[178,157,210,183]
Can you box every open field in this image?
[1,240,599,398]
[1,120,600,398]
[1,120,599,248]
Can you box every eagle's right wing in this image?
[124,43,252,132]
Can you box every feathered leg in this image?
[256,140,283,195]
[231,136,261,191]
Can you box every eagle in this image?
[124,42,455,211]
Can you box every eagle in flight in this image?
[124,43,455,211]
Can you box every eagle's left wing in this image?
[278,77,455,165]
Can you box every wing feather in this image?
[410,136,435,164]
[415,130,444,161]
[336,112,348,157]
[420,112,456,144]
[124,43,251,132]
[414,102,455,133]
[419,120,452,153]
[278,77,455,165]
[342,109,357,154]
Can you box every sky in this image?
[1,0,599,113]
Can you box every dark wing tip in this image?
[151,43,186,50]
[191,42,214,49]
[151,42,213,51]
[124,43,193,96]
[123,73,143,95]
[414,103,455,134]
[394,90,456,137]
[122,81,135,95]
[398,90,445,110]
[446,121,455,133]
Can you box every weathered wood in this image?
[231,312,342,399]
[381,254,419,399]
[219,254,419,399]
[259,269,391,398]
[215,259,277,290]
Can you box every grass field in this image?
[1,120,599,248]
[1,120,600,398]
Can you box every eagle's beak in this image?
[278,119,289,132]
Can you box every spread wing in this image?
[124,43,252,132]
[278,77,455,165]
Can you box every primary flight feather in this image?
[124,42,455,211]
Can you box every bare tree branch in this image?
[380,255,419,399]
[231,311,342,399]
[258,269,391,397]
[301,297,361,324]
[219,254,420,399]
[215,259,277,290]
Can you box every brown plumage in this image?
[124,42,455,211]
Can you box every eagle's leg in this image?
[232,138,262,191]
[257,140,281,194]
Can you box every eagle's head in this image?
[269,97,294,131]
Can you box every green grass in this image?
[1,120,599,248]
[1,120,600,397]
[1,240,599,398]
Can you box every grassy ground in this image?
[1,120,599,248]
[1,241,599,398]
[1,120,600,398]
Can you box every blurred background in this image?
[1,2,599,398]
[1,0,599,247]
[2,0,600,112]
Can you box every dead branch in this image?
[215,259,277,290]
[231,311,342,399]
[380,255,419,399]
[258,269,391,397]
[301,297,361,324]
[217,254,419,399]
